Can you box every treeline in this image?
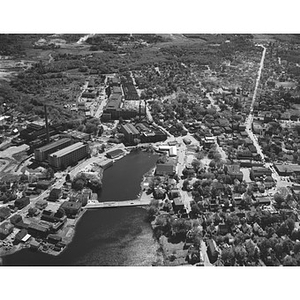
[0,34,49,56]
[0,34,27,56]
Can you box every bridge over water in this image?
[85,199,151,209]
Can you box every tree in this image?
[209,160,216,169]
[282,238,294,255]
[285,218,295,235]
[234,245,248,265]
[28,207,37,217]
[191,159,201,171]
[72,178,86,191]
[294,241,300,255]
[170,218,192,240]
[245,239,259,262]
[46,167,54,179]
[221,247,235,266]
[182,179,190,191]
[147,205,159,221]
[191,202,201,217]
[274,193,285,207]
[282,255,297,266]
[226,213,240,227]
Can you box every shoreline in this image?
[0,149,161,262]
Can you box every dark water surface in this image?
[2,151,159,266]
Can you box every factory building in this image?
[34,138,72,162]
[49,142,89,169]
[120,123,140,143]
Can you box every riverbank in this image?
[46,208,87,256]
[1,150,162,265]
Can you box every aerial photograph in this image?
[1,32,300,269]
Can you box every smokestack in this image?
[44,105,50,143]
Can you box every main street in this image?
[245,44,267,163]
[243,45,294,192]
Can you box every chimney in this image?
[44,105,50,143]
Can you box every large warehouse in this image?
[34,138,72,162]
[48,142,89,169]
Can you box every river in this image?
[1,150,160,266]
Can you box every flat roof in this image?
[113,86,122,93]
[50,142,86,158]
[36,138,71,152]
[22,234,31,242]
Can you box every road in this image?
[242,44,294,191]
[245,44,267,163]
[200,240,212,266]
[93,95,108,118]
[206,93,221,112]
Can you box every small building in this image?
[28,222,50,238]
[14,229,29,244]
[168,189,180,200]
[255,196,272,206]
[35,199,48,210]
[169,146,177,157]
[29,239,40,250]
[232,193,243,206]
[155,163,176,176]
[9,214,22,225]
[14,197,30,210]
[106,149,124,159]
[60,201,82,218]
[218,223,229,235]
[0,222,14,239]
[36,180,53,190]
[48,188,61,202]
[172,197,184,212]
[15,221,29,230]
[183,137,191,145]
[47,234,62,244]
[0,206,11,221]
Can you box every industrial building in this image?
[34,138,72,162]
[120,123,140,143]
[49,142,89,169]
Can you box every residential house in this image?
[0,206,11,221]
[0,222,14,239]
[14,197,30,209]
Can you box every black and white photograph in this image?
[1,1,299,299]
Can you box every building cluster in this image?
[102,74,146,121]
[0,179,94,254]
[118,122,167,145]
[77,76,106,117]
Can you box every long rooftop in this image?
[36,138,72,152]
[50,142,86,158]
